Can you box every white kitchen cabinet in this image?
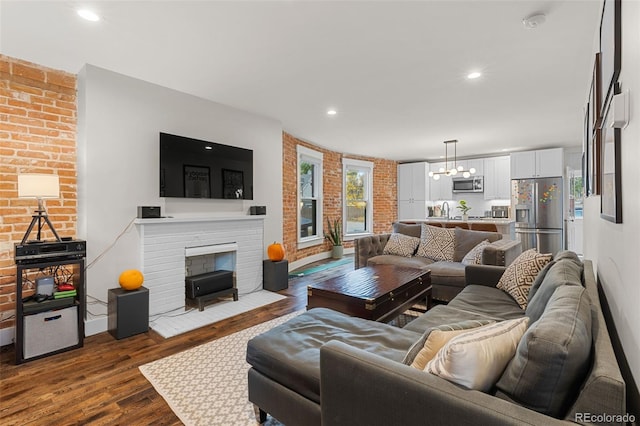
[398,162,428,219]
[456,159,484,176]
[484,156,511,200]
[428,161,452,201]
[511,148,564,179]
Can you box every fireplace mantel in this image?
[135,215,265,316]
[134,215,267,225]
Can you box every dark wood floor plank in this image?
[0,257,354,425]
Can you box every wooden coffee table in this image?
[307,264,432,322]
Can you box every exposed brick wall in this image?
[0,55,77,330]
[282,132,397,263]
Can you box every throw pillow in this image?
[497,249,553,309]
[406,320,495,370]
[425,317,529,392]
[461,240,490,265]
[497,286,591,417]
[382,233,421,257]
[416,224,455,261]
[453,228,501,262]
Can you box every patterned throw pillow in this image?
[382,233,421,257]
[497,249,553,309]
[461,239,490,265]
[416,224,455,261]
[426,317,529,392]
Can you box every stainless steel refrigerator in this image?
[512,177,564,255]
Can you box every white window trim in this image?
[343,158,374,237]
[297,145,324,249]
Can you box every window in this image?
[298,146,323,246]
[343,158,373,236]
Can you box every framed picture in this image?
[587,53,601,196]
[184,165,210,198]
[583,103,590,196]
[599,0,621,118]
[222,169,244,199]
[600,91,622,223]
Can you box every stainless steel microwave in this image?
[452,176,484,193]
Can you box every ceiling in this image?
[0,1,600,162]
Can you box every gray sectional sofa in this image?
[246,251,626,425]
[354,222,522,302]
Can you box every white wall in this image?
[583,0,640,387]
[77,65,283,330]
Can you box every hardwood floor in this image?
[0,257,354,426]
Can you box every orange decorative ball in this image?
[267,242,285,261]
[118,269,144,290]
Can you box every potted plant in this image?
[324,217,343,259]
[457,200,472,221]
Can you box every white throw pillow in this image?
[461,239,490,265]
[416,224,455,261]
[425,317,529,392]
[409,320,495,370]
[382,233,421,257]
[497,249,553,309]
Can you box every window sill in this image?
[343,232,372,242]
[298,237,324,250]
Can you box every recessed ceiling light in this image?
[327,109,337,116]
[205,146,213,150]
[77,9,100,22]
[467,72,482,80]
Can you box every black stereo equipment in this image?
[15,239,86,264]
[185,270,233,299]
[250,206,266,215]
[137,206,161,218]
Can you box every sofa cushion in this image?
[453,228,501,262]
[367,254,433,270]
[497,285,592,418]
[403,319,495,369]
[526,253,583,324]
[461,239,490,265]
[382,233,421,257]
[497,249,553,309]
[392,222,422,238]
[426,317,529,392]
[246,307,419,404]
[427,261,466,287]
[402,285,525,334]
[416,224,455,261]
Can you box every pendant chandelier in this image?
[428,139,476,180]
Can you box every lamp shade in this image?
[18,174,60,198]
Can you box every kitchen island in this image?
[400,218,515,239]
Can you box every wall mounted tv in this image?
[159,132,253,200]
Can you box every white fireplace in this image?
[135,216,265,316]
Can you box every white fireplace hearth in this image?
[135,216,265,316]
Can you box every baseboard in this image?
[288,248,354,272]
[85,317,108,336]
[597,274,640,420]
[0,326,15,347]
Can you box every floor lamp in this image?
[18,173,62,244]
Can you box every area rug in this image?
[288,256,352,277]
[150,290,286,338]
[140,311,301,426]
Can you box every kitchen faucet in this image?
[442,201,450,219]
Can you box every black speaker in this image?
[108,287,149,340]
[186,270,233,299]
[250,206,266,215]
[137,206,161,218]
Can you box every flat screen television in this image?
[159,132,253,200]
